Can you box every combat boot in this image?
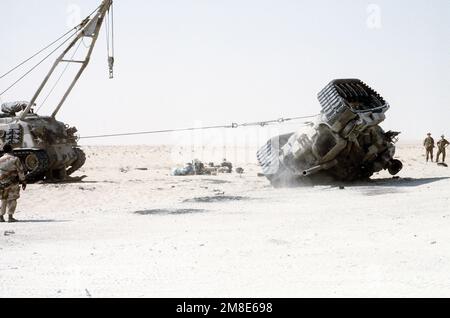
[7,216,18,223]
[0,215,4,223]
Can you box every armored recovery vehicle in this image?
[0,0,114,182]
[257,79,403,187]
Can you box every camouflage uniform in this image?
[423,136,435,162]
[0,153,26,217]
[436,138,449,163]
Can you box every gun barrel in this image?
[302,159,338,177]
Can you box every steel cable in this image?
[80,114,319,140]
[0,31,79,97]
[0,4,102,81]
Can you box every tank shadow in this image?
[39,179,117,185]
[135,209,207,215]
[274,176,449,189]
[338,177,450,188]
[15,219,69,223]
[38,175,88,184]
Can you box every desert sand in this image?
[0,143,449,298]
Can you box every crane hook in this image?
[108,56,114,79]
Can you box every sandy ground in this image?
[0,143,449,298]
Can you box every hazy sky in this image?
[0,0,449,145]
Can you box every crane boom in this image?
[19,0,113,120]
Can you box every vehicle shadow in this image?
[15,219,69,224]
[39,180,117,185]
[279,176,450,189]
[347,177,450,188]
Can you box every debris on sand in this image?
[213,189,225,195]
[135,168,149,171]
[78,186,96,191]
[135,209,207,215]
[4,231,15,236]
[362,188,402,196]
[203,179,230,185]
[172,159,235,176]
[268,239,290,246]
[183,196,250,203]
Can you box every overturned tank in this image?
[257,79,403,187]
[0,101,85,182]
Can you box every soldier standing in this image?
[436,135,449,163]
[0,144,26,223]
[423,133,435,162]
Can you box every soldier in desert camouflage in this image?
[0,144,27,223]
[436,135,449,163]
[423,133,435,162]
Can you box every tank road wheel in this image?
[13,150,50,183]
[66,148,86,176]
[24,153,40,171]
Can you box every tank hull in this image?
[0,113,85,182]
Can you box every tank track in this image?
[66,148,86,176]
[317,79,387,125]
[13,150,50,183]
